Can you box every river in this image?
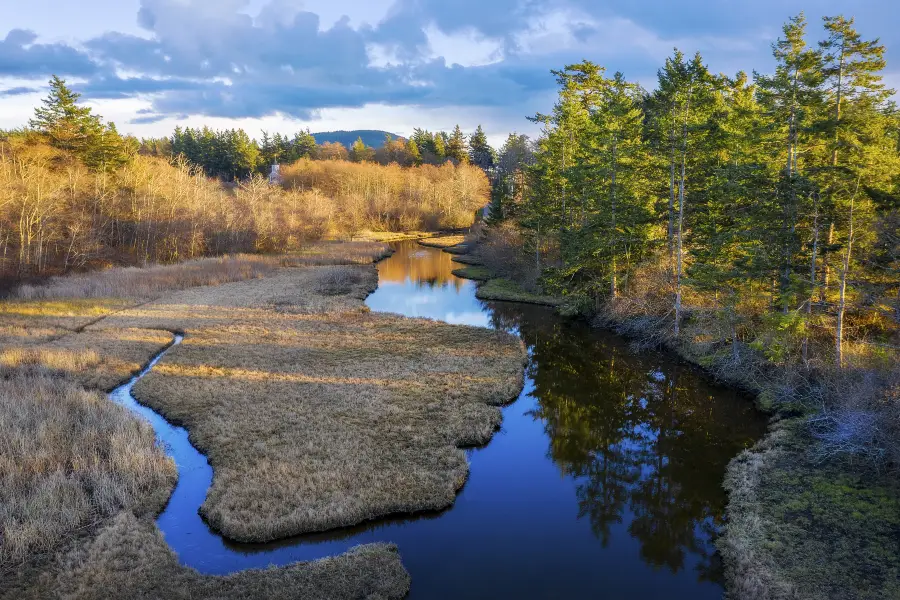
[111,240,766,599]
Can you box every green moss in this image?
[475,278,562,307]
[722,422,900,600]
[451,266,492,281]
[450,254,483,265]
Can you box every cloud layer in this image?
[1,0,897,127]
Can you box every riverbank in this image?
[445,233,900,600]
[1,239,524,598]
[426,241,563,307]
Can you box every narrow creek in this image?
[111,240,767,599]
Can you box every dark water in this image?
[111,241,766,599]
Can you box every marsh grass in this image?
[3,513,409,600]
[451,266,491,281]
[0,373,176,570]
[2,239,519,596]
[91,265,525,542]
[417,235,467,249]
[475,278,563,306]
[720,421,900,600]
[11,242,389,302]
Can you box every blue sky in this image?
[0,0,897,145]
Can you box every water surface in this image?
[113,240,766,599]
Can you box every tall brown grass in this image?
[11,242,390,300]
[0,372,176,568]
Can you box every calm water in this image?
[112,240,766,599]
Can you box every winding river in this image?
[111,240,766,599]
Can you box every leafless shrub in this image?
[808,409,887,467]
[473,222,540,292]
[314,266,367,296]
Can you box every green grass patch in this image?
[451,266,492,281]
[442,244,472,255]
[450,254,483,265]
[475,278,563,307]
[721,421,900,600]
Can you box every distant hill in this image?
[311,130,399,149]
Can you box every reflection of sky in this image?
[366,277,491,328]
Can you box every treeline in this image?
[0,80,489,278]
[487,13,899,456]
[139,124,499,180]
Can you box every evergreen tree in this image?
[350,137,375,162]
[818,15,892,366]
[406,139,422,166]
[469,125,495,171]
[433,133,447,163]
[30,76,129,171]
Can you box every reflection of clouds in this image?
[406,294,438,306]
[445,312,491,327]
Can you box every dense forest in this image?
[138,123,495,179]
[481,13,899,466]
[0,78,492,279]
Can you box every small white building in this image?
[268,163,282,184]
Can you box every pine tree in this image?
[818,15,892,366]
[30,76,101,155]
[469,125,495,171]
[350,137,375,162]
[406,139,422,166]
[756,13,826,313]
[433,134,447,163]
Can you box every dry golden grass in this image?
[0,298,134,347]
[11,242,389,302]
[3,513,409,600]
[3,239,520,596]
[1,328,173,391]
[92,264,525,542]
[0,373,176,570]
[417,235,467,249]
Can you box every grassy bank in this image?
[1,241,428,598]
[720,421,900,600]
[4,514,409,600]
[93,264,524,542]
[434,241,563,307]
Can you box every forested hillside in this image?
[312,130,395,149]
[469,14,900,596]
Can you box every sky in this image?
[0,0,897,147]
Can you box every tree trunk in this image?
[822,221,835,301]
[667,112,677,261]
[674,89,691,337]
[836,179,859,369]
[610,135,618,298]
[803,194,820,364]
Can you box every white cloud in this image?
[424,25,504,67]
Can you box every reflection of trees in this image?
[376,242,465,291]
[487,302,765,582]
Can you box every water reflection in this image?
[111,240,764,599]
[487,303,765,584]
[365,242,766,597]
[366,242,489,327]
